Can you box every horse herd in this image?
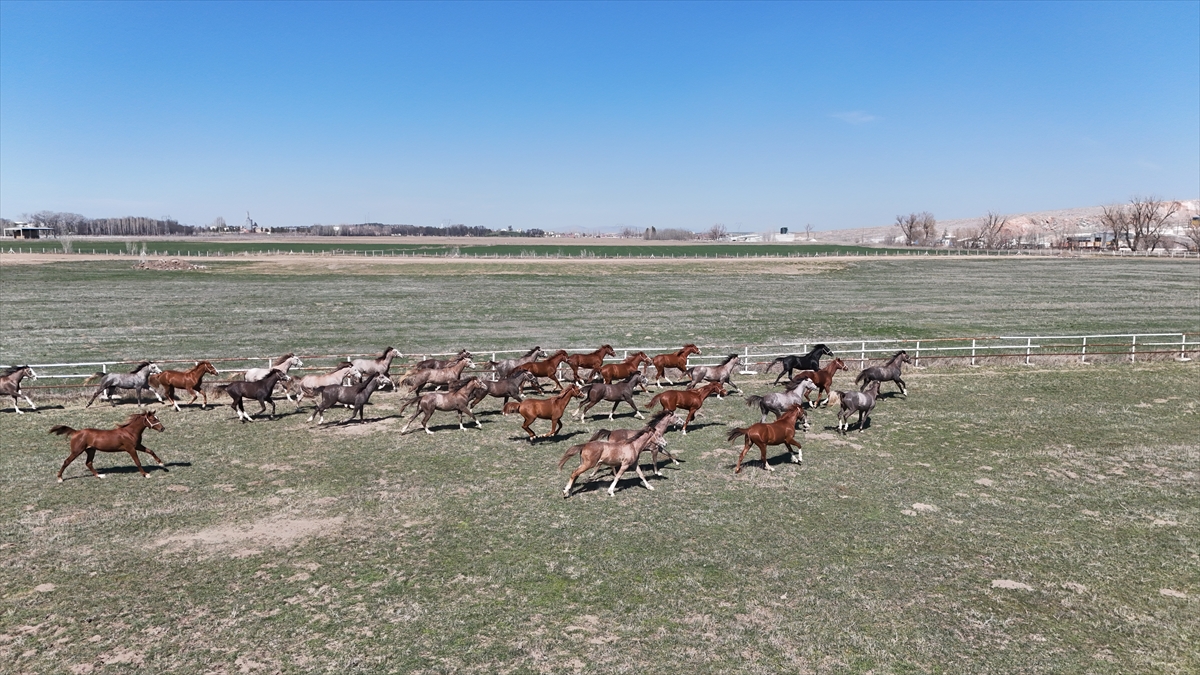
[2,343,915,496]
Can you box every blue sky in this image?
[1,1,1196,232]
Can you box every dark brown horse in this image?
[594,352,651,384]
[784,357,848,407]
[308,371,384,424]
[559,425,662,498]
[564,345,615,384]
[0,365,37,413]
[398,378,488,434]
[513,350,571,391]
[648,344,701,387]
[150,361,220,411]
[645,381,726,434]
[575,372,647,421]
[503,384,582,440]
[51,410,166,482]
[401,355,473,393]
[461,370,539,408]
[727,404,806,473]
[217,369,289,422]
[856,350,912,396]
[411,349,472,372]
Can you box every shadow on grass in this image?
[58,461,193,482]
[562,470,667,497]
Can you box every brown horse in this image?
[594,352,651,384]
[503,384,582,439]
[0,365,38,413]
[401,355,473,393]
[784,357,848,407]
[559,425,663,497]
[217,369,289,422]
[513,350,571,391]
[645,381,726,434]
[575,372,647,421]
[51,410,166,482]
[564,345,615,383]
[410,349,472,372]
[149,361,220,411]
[398,379,488,434]
[648,344,701,388]
[727,404,806,473]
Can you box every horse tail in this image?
[726,427,747,443]
[646,392,663,409]
[502,401,521,415]
[558,443,587,469]
[395,395,421,416]
[49,425,77,437]
[579,383,594,397]
[83,372,105,385]
[744,395,763,409]
[827,391,842,408]
[764,357,783,373]
[854,370,868,385]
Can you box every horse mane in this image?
[887,350,907,363]
[118,411,151,427]
[128,361,152,373]
[521,346,541,357]
[272,353,295,366]
[721,353,739,365]
[376,347,395,359]
[646,409,675,426]
[333,361,354,371]
[1,365,28,376]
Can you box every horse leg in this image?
[786,441,803,464]
[628,396,644,420]
[84,448,102,478]
[633,463,654,491]
[564,453,598,497]
[23,392,36,410]
[682,408,696,435]
[608,400,620,421]
[10,395,21,414]
[547,415,562,438]
[166,386,181,412]
[267,397,277,418]
[57,446,85,482]
[137,443,167,468]
[399,407,422,433]
[421,408,436,435]
[859,411,868,432]
[758,440,773,472]
[735,439,752,474]
[607,462,630,496]
[521,415,537,440]
[86,386,103,408]
[897,377,907,397]
[125,445,150,478]
[463,405,481,429]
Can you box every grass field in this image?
[1,254,1197,673]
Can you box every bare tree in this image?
[976,211,1010,249]
[705,223,728,241]
[919,212,937,245]
[895,214,920,246]
[1185,216,1200,252]
[804,223,814,240]
[617,226,640,239]
[1103,197,1180,251]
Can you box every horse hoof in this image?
[144,474,152,479]
[57,477,63,483]
[97,474,106,479]
[645,484,655,490]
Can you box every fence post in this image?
[915,341,921,367]
[1025,337,1032,365]
[1181,333,1191,362]
[1080,337,1087,364]
[970,339,977,366]
[1130,335,1136,363]
[860,341,866,369]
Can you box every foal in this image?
[52,410,166,482]
[503,384,582,440]
[150,360,220,410]
[645,381,726,434]
[399,379,488,434]
[586,410,684,477]
[648,344,701,387]
[835,380,881,433]
[0,365,37,413]
[559,426,663,498]
[686,354,741,393]
[728,404,806,473]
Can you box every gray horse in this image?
[855,350,912,396]
[743,379,817,426]
[576,372,648,421]
[834,380,881,433]
[686,354,741,393]
[489,346,545,380]
[86,361,162,407]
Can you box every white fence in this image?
[6,332,1195,391]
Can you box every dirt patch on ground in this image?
[151,516,344,553]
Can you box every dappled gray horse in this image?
[686,354,742,393]
[490,346,545,380]
[743,379,817,426]
[835,380,881,433]
[86,361,162,407]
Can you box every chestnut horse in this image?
[649,344,701,388]
[513,350,570,391]
[727,404,806,473]
[503,384,582,440]
[686,354,741,393]
[784,357,848,407]
[565,345,615,384]
[559,425,662,497]
[401,355,473,393]
[594,352,651,384]
[645,381,726,434]
[51,410,166,482]
[150,361,220,411]
[0,365,38,413]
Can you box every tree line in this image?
[13,211,196,236]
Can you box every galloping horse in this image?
[291,362,361,406]
[149,361,220,410]
[85,361,162,407]
[594,352,651,384]
[218,369,289,422]
[586,410,684,477]
[308,371,384,424]
[785,357,849,407]
[575,372,647,421]
[245,353,304,402]
[728,405,807,473]
[352,347,402,381]
[559,425,663,498]
[490,346,545,379]
[52,410,166,482]
[744,380,816,426]
[463,371,539,409]
[766,344,834,384]
[856,350,912,396]
[410,349,472,372]
[401,355,473,393]
[645,381,726,434]
[399,378,488,434]
[835,380,881,433]
[513,350,571,391]
[503,384,582,440]
[686,354,741,393]
[565,345,615,384]
[0,365,38,413]
[648,344,701,387]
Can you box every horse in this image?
[308,371,384,424]
[648,344,701,387]
[645,381,726,434]
[594,352,651,384]
[835,380,881,433]
[856,350,912,396]
[564,345,615,384]
[352,347,402,380]
[217,369,289,422]
[85,361,162,407]
[727,405,806,473]
[490,346,545,379]
[502,384,582,440]
[0,365,38,413]
[51,410,166,482]
[398,378,488,434]
[766,344,835,384]
[410,349,472,372]
[585,410,684,477]
[784,357,849,407]
[513,350,571,391]
[743,380,816,426]
[149,361,220,411]
[291,363,362,406]
[559,426,663,498]
[401,355,473,394]
[245,353,304,402]
[575,372,647,421]
[462,371,539,409]
[686,354,741,393]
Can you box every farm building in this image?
[1064,232,1115,249]
[3,224,55,239]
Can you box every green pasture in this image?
[0,363,1196,673]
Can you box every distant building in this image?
[3,224,55,239]
[1064,232,1115,249]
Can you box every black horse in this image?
[855,350,912,396]
[219,369,290,422]
[766,344,834,384]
